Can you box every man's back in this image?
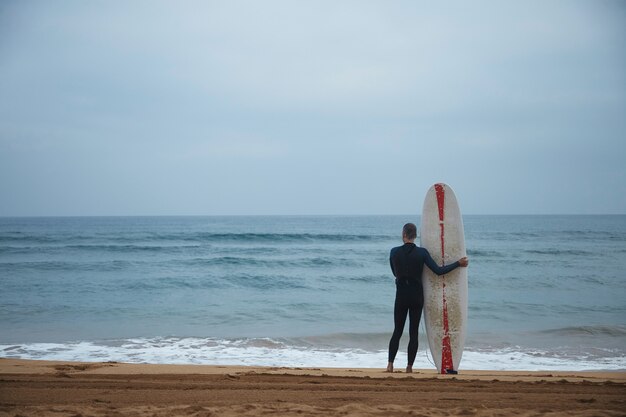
[390,243,460,282]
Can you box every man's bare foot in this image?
[386,362,394,373]
[406,365,413,373]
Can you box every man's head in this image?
[402,223,417,242]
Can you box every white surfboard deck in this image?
[421,183,468,374]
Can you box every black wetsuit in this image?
[387,242,460,365]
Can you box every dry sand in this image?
[1,358,625,416]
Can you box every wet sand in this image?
[1,358,625,416]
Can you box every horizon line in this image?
[1,213,625,218]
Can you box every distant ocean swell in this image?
[0,257,372,272]
[481,230,625,241]
[0,232,392,245]
[3,244,618,261]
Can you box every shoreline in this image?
[2,359,625,416]
[1,358,625,381]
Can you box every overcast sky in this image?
[1,1,624,215]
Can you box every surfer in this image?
[386,223,468,373]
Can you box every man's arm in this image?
[389,248,397,278]
[423,249,468,276]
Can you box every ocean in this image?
[1,215,624,371]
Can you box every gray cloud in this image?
[1,0,624,215]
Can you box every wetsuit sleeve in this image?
[389,249,397,278]
[423,249,460,276]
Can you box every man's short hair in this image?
[403,223,417,240]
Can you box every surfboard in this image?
[421,183,468,374]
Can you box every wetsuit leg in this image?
[407,292,424,366]
[388,289,409,363]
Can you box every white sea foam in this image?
[2,337,624,371]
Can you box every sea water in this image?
[1,215,624,371]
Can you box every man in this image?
[387,223,468,373]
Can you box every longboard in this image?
[421,183,468,374]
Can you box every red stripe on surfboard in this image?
[435,183,454,374]
[435,184,445,223]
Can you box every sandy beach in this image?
[1,359,625,416]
